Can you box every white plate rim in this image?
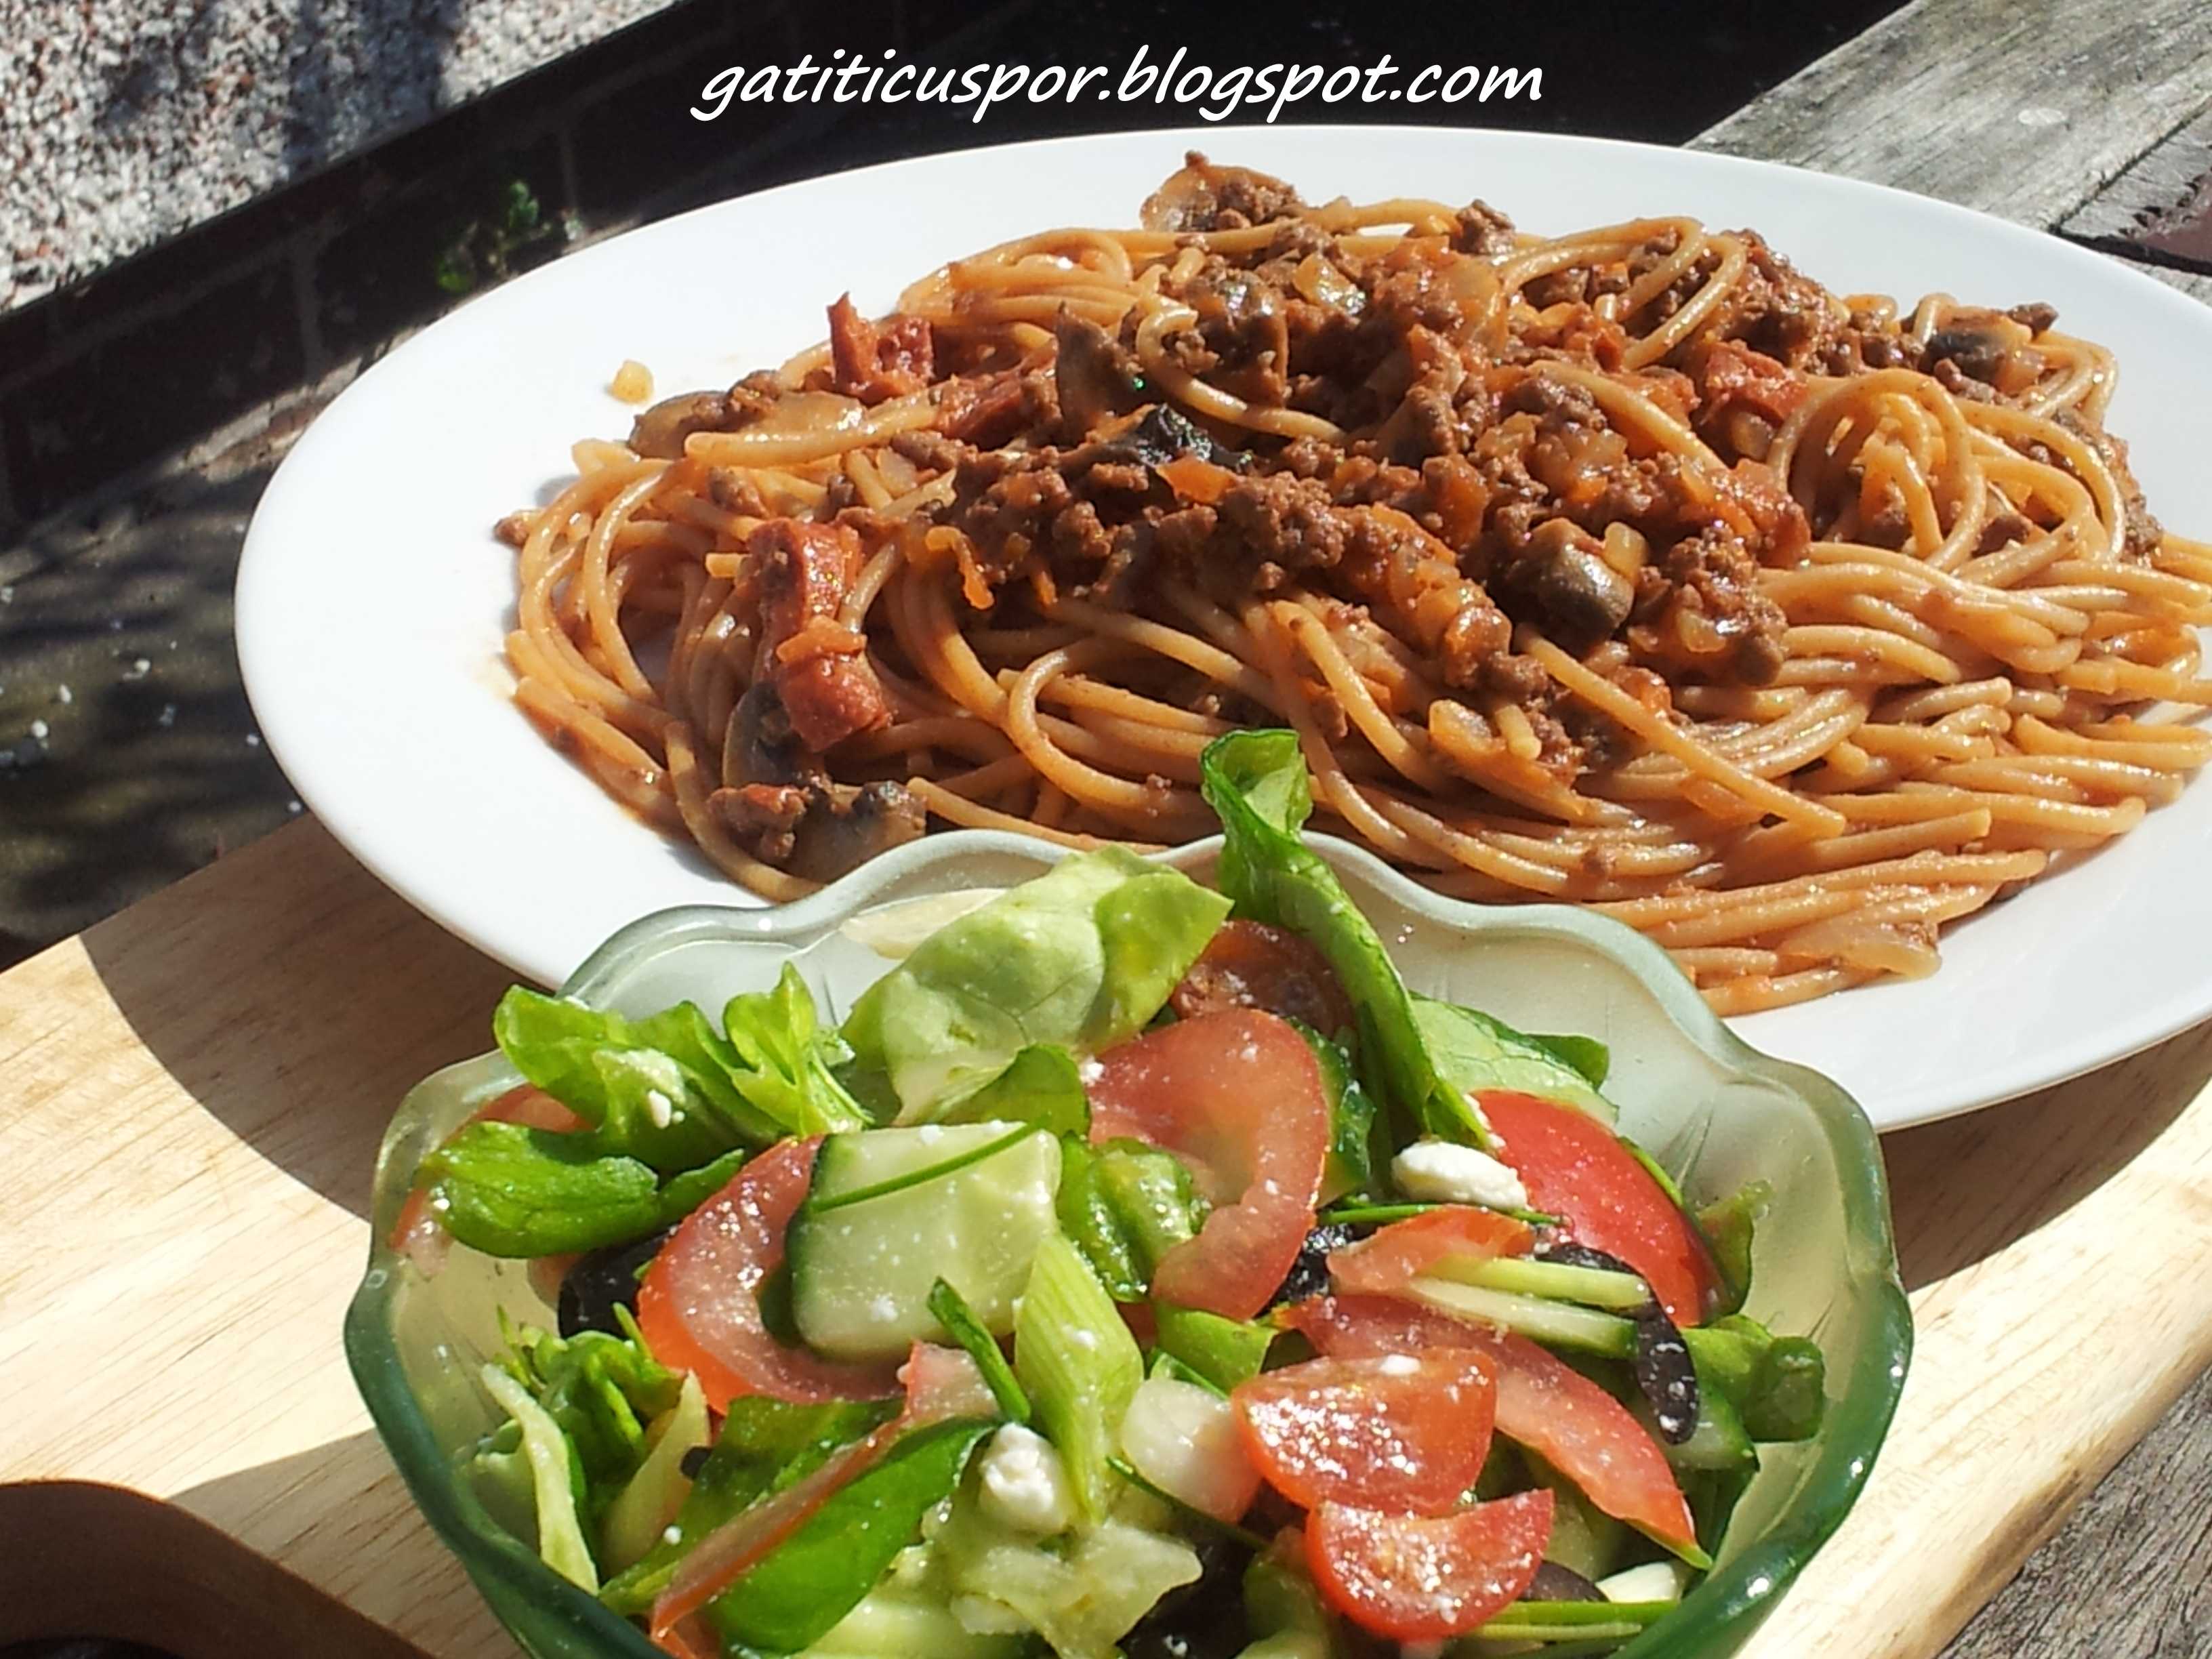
[237,121,2212,1132]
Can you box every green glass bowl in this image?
[346,831,1912,1659]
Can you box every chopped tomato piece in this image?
[1327,1206,1531,1294]
[1307,1489,1554,1639]
[389,1085,588,1270]
[1478,1090,1715,1326]
[635,1138,899,1410]
[1275,1291,1474,1359]
[1276,1294,1698,1552]
[1169,918,1357,1038]
[1087,1008,1328,1320]
[1155,453,1240,505]
[1233,1349,1496,1514]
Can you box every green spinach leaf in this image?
[704,1418,994,1651]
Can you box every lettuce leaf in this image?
[426,964,868,1257]
[1202,731,1618,1139]
[714,966,874,1136]
[495,1315,681,1515]
[1200,731,1485,1145]
[494,964,867,1169]
[954,1044,1090,1136]
[475,1363,600,1591]
[840,848,1230,1121]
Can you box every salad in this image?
[392,729,1826,1659]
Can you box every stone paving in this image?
[2,0,665,309]
[0,460,295,966]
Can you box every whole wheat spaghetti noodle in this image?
[501,155,2212,1013]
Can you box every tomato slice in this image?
[1087,1008,1328,1320]
[1233,1349,1496,1514]
[1168,918,1356,1039]
[1276,1294,1698,1552]
[1327,1206,1532,1294]
[635,1138,899,1409]
[1307,1489,1554,1639]
[389,1085,588,1271]
[1478,1090,1715,1326]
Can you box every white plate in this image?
[237,125,2212,1132]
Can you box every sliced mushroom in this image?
[1525,519,1635,642]
[1054,310,1141,438]
[722,680,816,791]
[628,390,741,458]
[781,781,928,883]
[708,775,927,882]
[1099,403,1253,472]
[1140,152,1304,233]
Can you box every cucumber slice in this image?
[790,1124,1062,1363]
[1430,1253,1652,1311]
[1406,1275,1639,1359]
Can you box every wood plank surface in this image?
[9,6,2212,1653]
[5,817,2212,1659]
[1694,5,2212,1651]
[0,822,516,1654]
[1945,1366,2212,1658]
[2059,102,2212,250]
[1696,0,2212,304]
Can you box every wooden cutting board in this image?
[3,818,2211,1656]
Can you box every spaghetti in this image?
[502,155,2212,1013]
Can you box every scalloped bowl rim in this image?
[346,830,1912,1659]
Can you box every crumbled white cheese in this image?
[1377,1353,1421,1377]
[869,1294,901,1324]
[917,1123,945,1145]
[1077,1057,1104,1086]
[977,1423,1075,1534]
[627,1048,689,1097]
[661,1523,682,1545]
[643,1088,674,1129]
[1391,1139,1530,1211]
[1598,1559,1689,1604]
[1070,1326,1099,1350]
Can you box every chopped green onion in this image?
[925,1278,1029,1424]
[1015,1233,1142,1521]
[1480,1599,1673,1636]
[802,1122,1038,1215]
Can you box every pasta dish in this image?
[500,155,2212,1013]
